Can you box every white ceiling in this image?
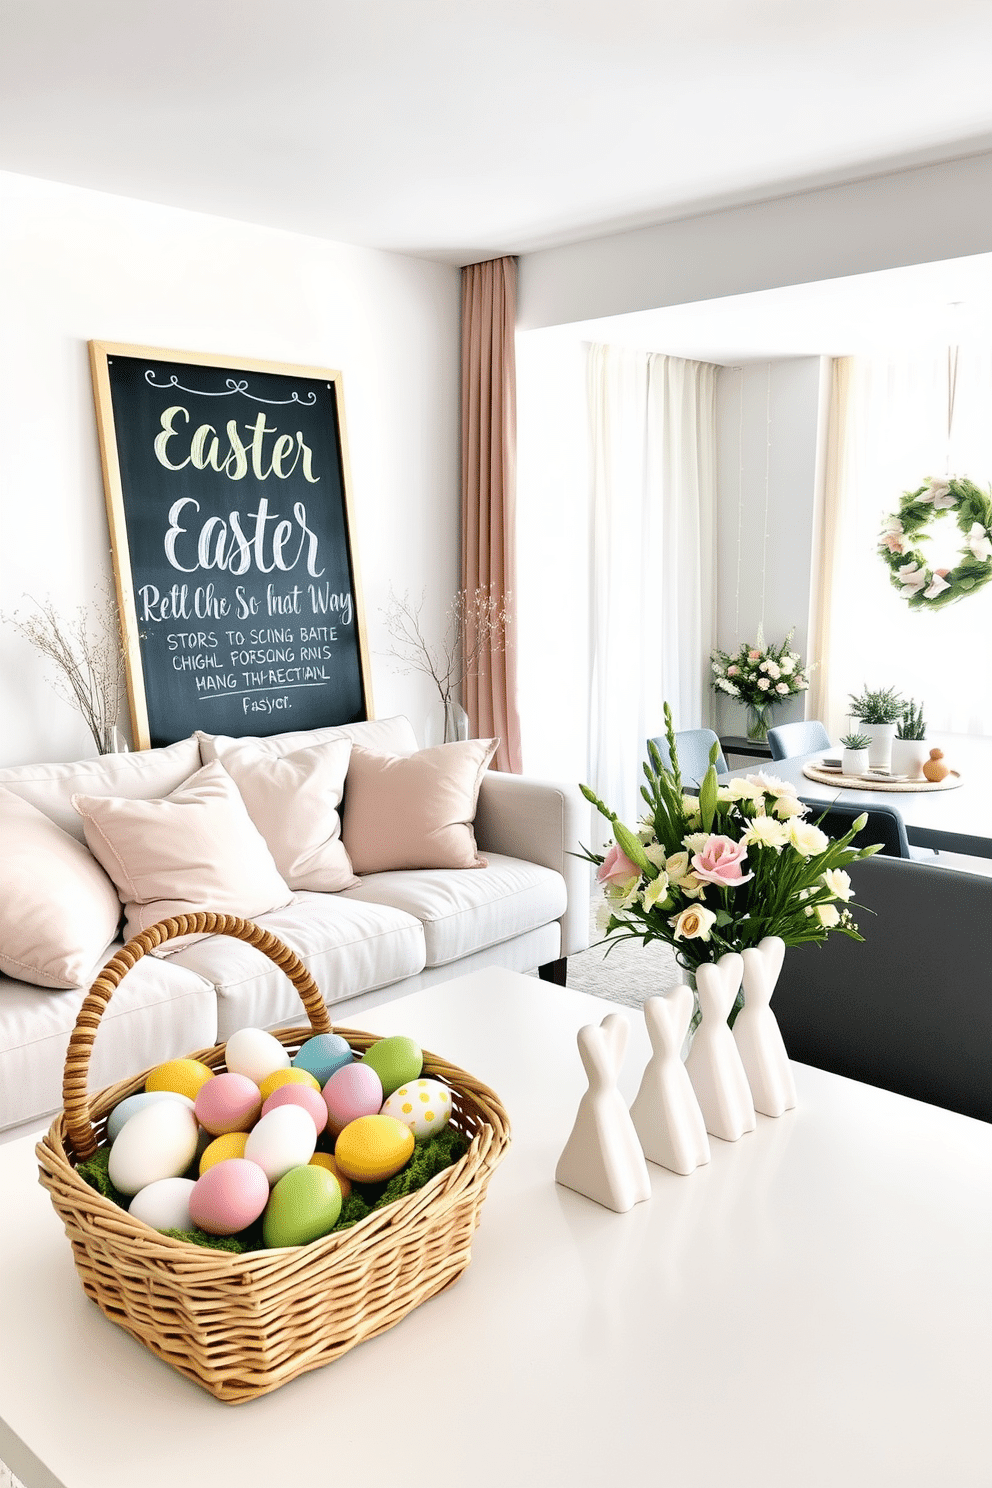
[3,0,992,265]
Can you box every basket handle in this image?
[63,913,331,1160]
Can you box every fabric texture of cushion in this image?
[196,715,420,766]
[0,787,123,990]
[342,738,498,874]
[72,759,293,941]
[208,736,359,892]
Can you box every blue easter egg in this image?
[292,1033,352,1086]
[106,1089,196,1144]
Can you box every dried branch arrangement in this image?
[381,585,510,713]
[6,583,127,754]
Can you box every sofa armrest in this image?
[474,773,591,958]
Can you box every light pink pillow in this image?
[72,760,293,942]
[0,788,122,989]
[209,737,360,892]
[341,738,499,874]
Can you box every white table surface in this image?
[2,968,991,1488]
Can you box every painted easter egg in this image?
[145,1058,215,1102]
[322,1062,383,1136]
[244,1105,317,1185]
[292,1032,352,1086]
[194,1072,262,1135]
[262,1164,342,1248]
[108,1100,200,1197]
[381,1078,453,1140]
[258,1066,321,1103]
[308,1151,352,1200]
[261,1082,327,1136]
[360,1036,423,1098]
[189,1158,270,1236]
[224,1027,290,1085]
[334,1115,415,1184]
[199,1131,249,1173]
[128,1177,196,1232]
[106,1090,195,1145]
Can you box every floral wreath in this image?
[879,476,992,608]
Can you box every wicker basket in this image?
[37,913,510,1403]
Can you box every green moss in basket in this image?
[76,1145,129,1208]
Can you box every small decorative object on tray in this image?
[710,626,813,742]
[37,914,509,1403]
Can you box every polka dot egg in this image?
[380,1078,453,1140]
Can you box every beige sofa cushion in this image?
[207,736,360,893]
[342,738,498,874]
[72,760,293,941]
[0,789,122,989]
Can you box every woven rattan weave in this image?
[36,913,510,1403]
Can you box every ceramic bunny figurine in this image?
[630,986,711,1175]
[734,936,797,1118]
[555,1012,652,1213]
[684,951,756,1142]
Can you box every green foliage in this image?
[840,732,870,749]
[896,698,927,740]
[878,476,992,610]
[847,685,904,725]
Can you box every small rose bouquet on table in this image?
[579,705,879,1021]
[710,625,812,741]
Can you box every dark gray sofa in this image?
[773,854,992,1123]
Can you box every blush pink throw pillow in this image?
[341,738,498,874]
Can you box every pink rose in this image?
[597,842,640,887]
[691,834,754,888]
[882,532,905,554]
[748,650,761,661]
[727,665,739,676]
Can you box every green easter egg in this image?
[262,1164,342,1248]
[360,1035,423,1099]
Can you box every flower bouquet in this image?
[579,705,878,1023]
[709,626,812,741]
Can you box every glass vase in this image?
[425,696,470,748]
[745,701,771,742]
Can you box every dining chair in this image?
[648,728,727,789]
[811,801,910,858]
[767,719,832,760]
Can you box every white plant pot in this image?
[842,747,869,776]
[890,737,930,780]
[860,722,898,771]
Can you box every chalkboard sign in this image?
[90,344,373,749]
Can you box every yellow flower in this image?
[816,903,840,928]
[642,872,671,910]
[669,905,717,942]
[822,868,853,901]
[787,820,830,858]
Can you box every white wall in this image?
[0,171,461,765]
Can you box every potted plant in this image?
[890,698,929,779]
[847,685,904,771]
[840,732,871,776]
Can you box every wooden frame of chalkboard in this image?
[89,342,373,750]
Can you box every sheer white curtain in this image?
[588,345,717,835]
[812,349,992,739]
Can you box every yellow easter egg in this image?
[146,1058,215,1101]
[199,1130,249,1174]
[309,1150,352,1200]
[381,1079,453,1140]
[258,1066,321,1103]
[334,1115,415,1184]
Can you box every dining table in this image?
[718,732,992,859]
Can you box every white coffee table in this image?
[2,967,991,1488]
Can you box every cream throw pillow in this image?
[72,760,293,941]
[342,738,498,874]
[0,788,122,989]
[208,737,359,892]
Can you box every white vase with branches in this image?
[381,585,509,745]
[6,584,128,755]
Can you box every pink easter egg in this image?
[194,1072,262,1135]
[322,1062,383,1136]
[189,1158,269,1236]
[261,1081,328,1136]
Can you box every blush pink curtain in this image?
[461,256,522,773]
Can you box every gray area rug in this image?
[565,905,684,1007]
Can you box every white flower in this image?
[787,819,831,858]
[643,842,668,869]
[822,868,853,901]
[765,660,781,680]
[742,816,790,850]
[967,522,992,561]
[595,900,615,934]
[770,791,807,820]
[816,903,841,928]
[775,681,789,694]
[711,660,723,673]
[717,678,740,696]
[642,872,670,910]
[664,851,690,881]
[757,676,771,691]
[748,772,795,799]
[923,573,951,599]
[682,832,711,855]
[669,905,717,942]
[779,656,795,675]
[920,478,956,508]
[722,777,763,803]
[759,659,770,672]
[896,561,928,596]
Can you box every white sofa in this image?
[0,715,589,1142]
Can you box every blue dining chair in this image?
[648,728,727,789]
[767,719,831,761]
[812,801,910,859]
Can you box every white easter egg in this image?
[108,1100,200,1197]
[128,1177,197,1232]
[243,1104,317,1185]
[380,1078,454,1139]
[106,1090,195,1144]
[224,1027,290,1085]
